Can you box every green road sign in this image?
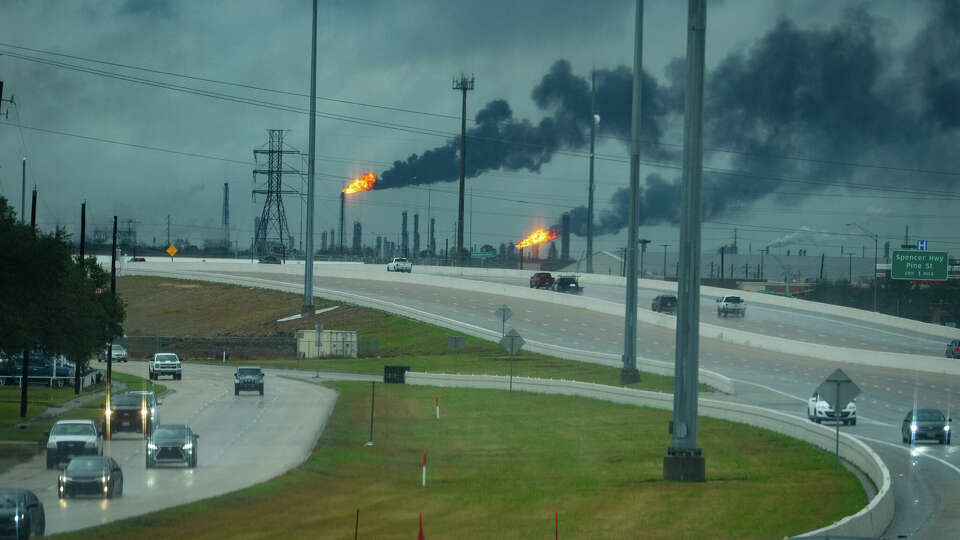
[471,250,496,259]
[891,250,949,280]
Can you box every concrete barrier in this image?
[120,266,736,394]
[405,371,893,539]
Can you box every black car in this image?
[0,489,44,539]
[58,456,124,499]
[902,408,951,444]
[258,255,280,264]
[146,424,199,468]
[234,366,264,396]
[108,391,160,437]
[651,294,677,313]
[552,275,583,294]
[946,340,960,359]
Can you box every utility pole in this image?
[106,216,117,439]
[166,215,171,246]
[21,158,26,225]
[586,72,598,274]
[662,244,670,279]
[30,188,37,233]
[75,202,86,395]
[302,0,318,313]
[665,0,707,482]
[720,245,725,280]
[620,0,644,386]
[639,239,651,277]
[453,74,474,267]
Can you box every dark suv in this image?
[234,366,264,396]
[946,340,960,359]
[108,391,160,437]
[651,294,678,313]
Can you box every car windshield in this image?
[238,368,260,376]
[113,393,148,406]
[914,410,945,422]
[66,458,106,472]
[0,494,19,508]
[52,423,95,436]
[112,345,124,351]
[154,426,187,439]
[725,297,742,303]
[155,354,178,362]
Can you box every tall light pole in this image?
[846,223,878,312]
[586,73,598,274]
[665,0,707,482]
[662,244,670,279]
[620,0,644,386]
[302,0,318,315]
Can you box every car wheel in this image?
[191,451,197,468]
[46,454,55,469]
[814,417,821,424]
[145,455,152,468]
[850,419,857,426]
[259,385,264,396]
[234,385,239,396]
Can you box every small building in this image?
[296,328,358,358]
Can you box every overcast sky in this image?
[0,0,957,260]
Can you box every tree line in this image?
[0,196,125,415]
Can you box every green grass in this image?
[0,372,164,443]
[51,382,865,540]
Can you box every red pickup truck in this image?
[529,272,555,289]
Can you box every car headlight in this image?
[101,475,107,484]
[182,442,193,450]
[944,425,951,432]
[47,441,56,449]
[148,442,158,450]
[910,423,918,432]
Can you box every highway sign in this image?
[891,250,948,280]
[917,240,928,251]
[815,368,861,411]
[165,244,178,257]
[495,304,512,336]
[499,329,525,355]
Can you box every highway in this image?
[0,362,336,535]
[117,261,959,539]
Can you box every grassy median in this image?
[52,381,865,540]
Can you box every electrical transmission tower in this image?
[252,130,300,260]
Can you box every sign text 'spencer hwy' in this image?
[891,250,948,280]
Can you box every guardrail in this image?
[121,267,737,394]
[405,371,893,539]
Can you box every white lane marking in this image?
[856,434,960,477]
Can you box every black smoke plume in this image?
[382,2,960,237]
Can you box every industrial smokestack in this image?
[222,183,230,248]
[430,218,436,254]
[339,191,345,253]
[560,213,570,261]
[401,211,409,257]
[413,213,421,256]
[376,236,383,258]
[321,230,327,252]
[352,221,362,252]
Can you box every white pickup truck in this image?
[149,352,182,380]
[386,257,412,273]
[716,295,746,317]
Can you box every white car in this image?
[46,419,103,469]
[149,353,182,380]
[716,296,746,317]
[807,392,857,425]
[386,257,412,273]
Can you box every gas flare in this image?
[515,227,558,248]
[342,172,377,194]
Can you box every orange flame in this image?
[342,172,377,194]
[515,227,558,248]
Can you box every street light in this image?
[845,223,878,312]
[662,244,671,279]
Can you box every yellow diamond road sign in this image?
[166,244,178,257]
